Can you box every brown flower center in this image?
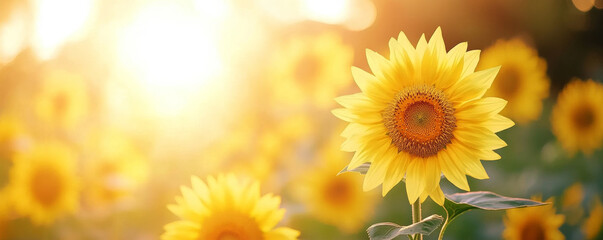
[495,66,521,99]
[383,85,456,158]
[30,166,63,207]
[323,177,352,205]
[520,220,546,240]
[295,54,319,87]
[199,212,263,240]
[573,105,595,131]
[53,92,69,118]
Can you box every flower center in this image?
[520,220,546,240]
[30,165,63,207]
[323,177,352,205]
[383,85,456,158]
[573,105,595,131]
[53,91,69,117]
[295,54,319,86]
[495,66,521,99]
[199,212,263,240]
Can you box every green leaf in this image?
[367,214,444,240]
[338,163,371,175]
[444,191,547,222]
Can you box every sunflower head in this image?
[270,32,353,107]
[333,27,514,205]
[552,78,603,156]
[582,196,603,240]
[35,69,89,128]
[503,196,565,240]
[8,141,79,225]
[293,134,379,233]
[479,38,550,124]
[161,174,299,240]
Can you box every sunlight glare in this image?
[32,0,96,60]
[0,10,27,63]
[304,0,349,24]
[118,2,223,119]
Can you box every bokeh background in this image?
[0,0,602,239]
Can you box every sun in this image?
[333,27,514,205]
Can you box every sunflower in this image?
[551,79,603,156]
[503,197,565,240]
[293,134,379,233]
[270,32,353,107]
[561,182,584,225]
[8,142,78,225]
[582,196,603,239]
[35,69,89,128]
[332,27,514,205]
[479,38,550,124]
[83,131,148,208]
[161,174,299,240]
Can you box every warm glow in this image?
[118,1,223,118]
[32,0,96,60]
[343,0,376,31]
[304,0,349,24]
[0,10,27,63]
[572,0,595,12]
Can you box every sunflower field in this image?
[0,0,602,239]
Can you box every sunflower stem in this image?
[412,200,423,240]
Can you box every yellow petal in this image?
[265,227,301,240]
[483,114,515,133]
[464,159,489,180]
[454,125,507,150]
[429,185,446,206]
[448,66,500,104]
[405,158,426,204]
[382,148,408,195]
[363,152,392,191]
[351,67,391,104]
[332,108,381,124]
[461,50,480,79]
[439,150,470,191]
[456,97,508,120]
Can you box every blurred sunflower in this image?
[333,27,513,205]
[0,114,29,161]
[270,32,353,107]
[35,69,89,128]
[9,142,78,225]
[503,197,565,240]
[479,39,549,124]
[293,134,379,233]
[161,174,299,240]
[561,182,585,225]
[551,79,603,156]
[83,131,148,209]
[582,196,603,240]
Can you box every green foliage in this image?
[367,214,444,240]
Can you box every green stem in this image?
[437,215,449,240]
[412,200,423,240]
